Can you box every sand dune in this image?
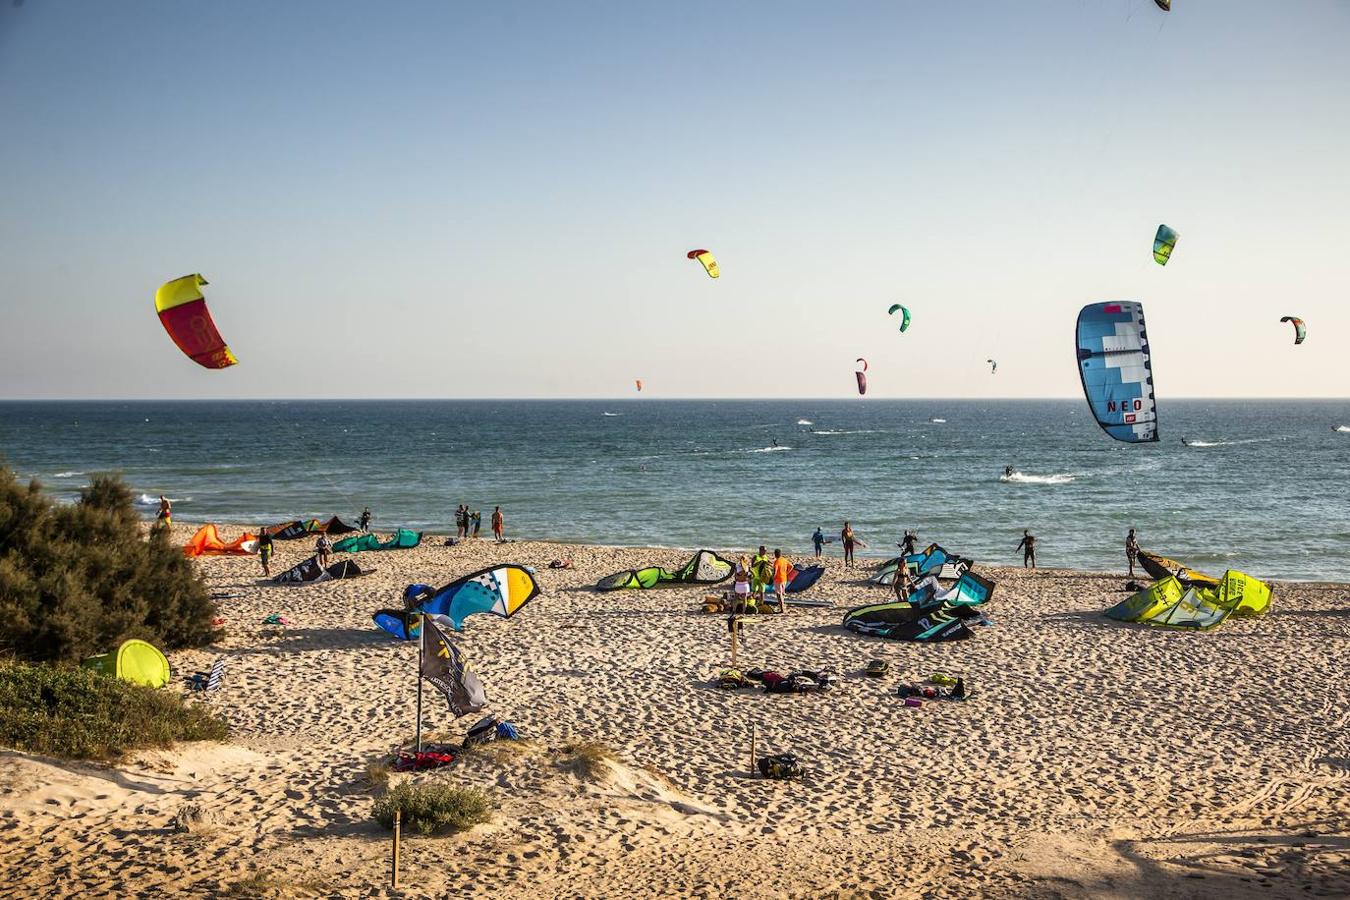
[1,526,1346,898]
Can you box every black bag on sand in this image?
[464,715,500,748]
[758,753,804,779]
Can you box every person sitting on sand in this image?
[1015,529,1037,569]
[548,558,573,570]
[812,527,825,557]
[258,529,274,577]
[772,549,793,613]
[1125,528,1140,577]
[359,507,371,532]
[841,522,856,568]
[491,506,504,543]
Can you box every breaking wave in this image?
[1000,471,1075,485]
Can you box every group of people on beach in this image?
[456,504,505,543]
[731,546,796,613]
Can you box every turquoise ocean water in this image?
[2,399,1349,581]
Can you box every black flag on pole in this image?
[420,616,488,718]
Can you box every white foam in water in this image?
[53,471,84,478]
[747,446,791,453]
[1183,437,1276,448]
[812,429,884,435]
[1000,471,1075,485]
[1337,425,1350,433]
[137,493,190,505]
[930,418,947,423]
[602,412,621,417]
[796,419,813,426]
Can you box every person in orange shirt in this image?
[771,548,793,613]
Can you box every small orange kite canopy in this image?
[183,524,258,557]
[154,274,238,369]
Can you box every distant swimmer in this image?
[772,438,779,447]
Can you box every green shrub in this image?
[0,660,227,759]
[372,782,494,836]
[0,468,217,664]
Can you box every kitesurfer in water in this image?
[841,522,857,568]
[1125,528,1140,577]
[1015,529,1037,569]
[812,527,825,557]
[1004,465,1014,479]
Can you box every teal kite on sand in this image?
[333,529,422,553]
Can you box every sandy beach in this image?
[1,523,1346,899]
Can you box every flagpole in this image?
[415,619,424,753]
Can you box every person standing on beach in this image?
[315,532,333,569]
[751,546,771,604]
[491,506,504,543]
[732,556,752,612]
[156,495,172,530]
[455,505,466,539]
[772,549,792,613]
[841,522,856,568]
[812,527,825,558]
[893,561,914,601]
[1125,528,1140,577]
[1015,529,1037,569]
[359,507,371,532]
[471,510,482,538]
[901,530,918,557]
[258,529,274,577]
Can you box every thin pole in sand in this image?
[750,722,757,776]
[728,615,739,668]
[414,617,425,754]
[391,809,402,888]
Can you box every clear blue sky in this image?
[1,1,1347,399]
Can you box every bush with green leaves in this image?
[373,781,494,835]
[0,468,218,664]
[0,660,227,759]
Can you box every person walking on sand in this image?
[841,522,856,568]
[471,509,482,538]
[1125,528,1140,577]
[772,549,793,613]
[359,507,371,532]
[315,532,333,569]
[156,495,172,530]
[491,506,504,543]
[893,561,914,601]
[812,526,825,558]
[1015,529,1037,569]
[258,528,275,577]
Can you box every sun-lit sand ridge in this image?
[0,523,1346,898]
